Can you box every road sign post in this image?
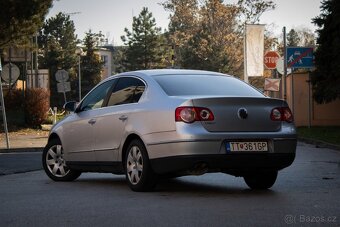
[286,47,314,121]
[286,47,314,68]
[264,51,280,70]
[0,58,10,149]
[55,69,70,103]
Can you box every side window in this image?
[107,77,145,107]
[78,79,115,111]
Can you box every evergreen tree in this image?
[0,0,52,49]
[38,12,78,107]
[121,7,163,70]
[312,0,340,103]
[81,30,104,95]
[287,29,300,46]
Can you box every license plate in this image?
[226,141,268,152]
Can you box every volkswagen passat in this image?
[42,69,296,191]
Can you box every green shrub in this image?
[25,88,50,127]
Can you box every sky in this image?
[47,0,322,46]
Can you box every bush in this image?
[25,88,50,127]
[4,89,24,110]
[3,89,26,126]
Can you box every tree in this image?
[121,7,163,70]
[38,12,79,107]
[182,0,242,73]
[287,27,316,47]
[237,0,275,24]
[287,29,300,46]
[80,30,104,95]
[312,0,340,103]
[162,0,275,77]
[0,0,52,49]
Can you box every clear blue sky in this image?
[47,0,322,45]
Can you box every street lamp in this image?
[75,47,84,102]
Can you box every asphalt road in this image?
[0,142,339,227]
[0,152,42,175]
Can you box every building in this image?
[95,44,115,80]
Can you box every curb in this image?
[0,139,339,153]
[0,147,43,153]
[298,137,340,151]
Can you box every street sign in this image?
[286,47,314,68]
[57,81,71,93]
[1,63,20,84]
[55,69,69,82]
[276,57,292,75]
[264,78,281,91]
[264,51,280,69]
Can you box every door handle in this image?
[119,115,128,121]
[88,119,96,125]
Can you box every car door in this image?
[62,79,116,162]
[93,77,146,162]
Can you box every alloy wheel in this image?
[126,146,144,185]
[45,144,70,177]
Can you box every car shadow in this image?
[155,177,277,196]
[73,173,278,196]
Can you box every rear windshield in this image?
[153,74,264,97]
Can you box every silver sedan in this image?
[42,69,297,191]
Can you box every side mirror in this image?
[63,101,77,112]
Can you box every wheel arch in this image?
[48,133,61,143]
[121,133,146,164]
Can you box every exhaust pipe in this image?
[187,162,209,176]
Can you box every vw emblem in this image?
[238,108,248,119]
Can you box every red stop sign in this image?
[264,51,280,69]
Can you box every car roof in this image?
[115,69,231,78]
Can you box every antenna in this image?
[64,12,81,16]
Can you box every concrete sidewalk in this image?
[0,133,48,152]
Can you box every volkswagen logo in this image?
[238,108,248,119]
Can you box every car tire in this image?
[125,139,157,192]
[42,138,81,181]
[243,171,278,190]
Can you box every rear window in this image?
[153,74,264,97]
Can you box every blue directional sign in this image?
[286,47,314,68]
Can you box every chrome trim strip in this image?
[147,139,221,146]
[68,150,93,154]
[273,138,297,141]
[147,137,296,146]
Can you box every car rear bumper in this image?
[146,137,297,159]
[150,153,295,176]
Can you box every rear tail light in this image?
[270,107,293,122]
[175,107,214,123]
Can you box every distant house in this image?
[95,44,115,80]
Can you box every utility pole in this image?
[0,57,10,149]
[283,26,287,101]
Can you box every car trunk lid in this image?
[192,97,285,132]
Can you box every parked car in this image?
[42,69,297,191]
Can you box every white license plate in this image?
[226,141,268,152]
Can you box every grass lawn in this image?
[297,126,340,146]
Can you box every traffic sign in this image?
[57,81,71,93]
[264,78,281,91]
[264,51,280,69]
[1,63,20,84]
[286,47,314,68]
[55,69,69,82]
[276,57,292,75]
